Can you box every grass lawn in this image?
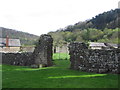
[2,53,119,88]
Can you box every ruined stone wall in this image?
[2,34,53,67]
[2,53,33,66]
[69,42,120,74]
[32,34,53,67]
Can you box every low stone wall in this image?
[69,42,120,74]
[2,52,33,66]
[2,34,53,67]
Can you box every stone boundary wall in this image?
[2,34,53,67]
[2,53,33,66]
[69,42,120,74]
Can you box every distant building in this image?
[104,43,118,49]
[89,42,119,49]
[0,36,21,53]
[53,43,69,53]
[89,42,107,49]
[21,46,35,52]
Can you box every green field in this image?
[2,53,119,88]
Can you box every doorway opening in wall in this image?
[53,44,70,60]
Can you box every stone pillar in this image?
[32,34,53,68]
[68,42,88,70]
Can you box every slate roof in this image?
[0,38,21,47]
[105,43,118,48]
[89,42,106,47]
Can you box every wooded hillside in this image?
[48,9,120,47]
[1,9,119,46]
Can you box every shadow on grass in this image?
[2,64,60,71]
[13,67,61,71]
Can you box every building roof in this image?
[89,42,106,47]
[105,43,118,48]
[0,38,21,47]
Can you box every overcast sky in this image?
[0,0,119,36]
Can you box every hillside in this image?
[0,9,119,46]
[89,9,120,29]
[64,9,120,31]
[0,27,39,46]
[48,9,120,46]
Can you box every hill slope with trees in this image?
[48,9,120,47]
[64,9,120,31]
[1,9,119,46]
